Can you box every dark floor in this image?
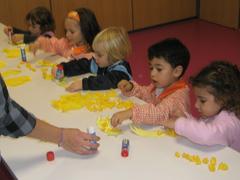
[128,19,240,115]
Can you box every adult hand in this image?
[61,128,100,155]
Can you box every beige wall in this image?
[132,0,196,29]
[0,0,50,29]
[51,0,133,37]
[0,0,198,37]
[200,0,239,29]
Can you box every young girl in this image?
[4,6,55,44]
[29,7,100,59]
[52,26,132,91]
[111,38,190,127]
[158,61,240,152]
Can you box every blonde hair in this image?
[92,27,131,63]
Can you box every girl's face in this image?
[28,21,41,36]
[65,18,84,46]
[149,57,180,89]
[94,43,110,68]
[193,86,222,118]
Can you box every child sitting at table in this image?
[51,26,132,91]
[4,6,55,44]
[29,7,100,59]
[158,60,240,152]
[111,38,190,127]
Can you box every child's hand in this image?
[118,80,133,94]
[172,109,186,119]
[66,80,83,92]
[51,66,58,78]
[3,26,12,36]
[51,65,64,79]
[11,34,24,44]
[111,109,133,127]
[29,41,40,55]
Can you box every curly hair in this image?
[75,8,101,49]
[190,60,240,118]
[148,38,190,78]
[26,6,55,33]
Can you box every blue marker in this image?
[20,47,27,62]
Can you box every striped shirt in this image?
[125,81,190,125]
[0,75,36,137]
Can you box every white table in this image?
[0,23,240,180]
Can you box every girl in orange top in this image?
[29,8,100,59]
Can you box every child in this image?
[52,26,132,91]
[4,6,55,44]
[158,61,240,152]
[111,38,190,127]
[29,7,100,59]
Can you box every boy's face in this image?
[149,57,180,89]
[28,21,41,36]
[193,86,222,118]
[65,18,83,46]
[93,43,110,68]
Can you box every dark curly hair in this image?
[75,8,101,49]
[148,38,190,78]
[190,60,240,118]
[26,6,55,33]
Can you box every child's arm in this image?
[111,109,133,127]
[66,80,83,92]
[61,58,91,77]
[131,89,189,125]
[175,116,229,146]
[30,37,68,56]
[81,71,130,90]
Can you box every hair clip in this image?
[67,11,80,22]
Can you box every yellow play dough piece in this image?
[2,47,29,58]
[130,125,176,137]
[25,62,36,72]
[5,76,31,87]
[52,90,133,112]
[37,59,55,67]
[218,162,229,171]
[175,152,229,172]
[0,60,7,68]
[1,69,21,78]
[96,116,122,136]
[41,67,53,80]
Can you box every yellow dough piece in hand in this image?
[97,116,122,136]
